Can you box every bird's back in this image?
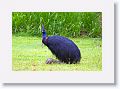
[44,35,81,63]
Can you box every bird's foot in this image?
[46,58,63,64]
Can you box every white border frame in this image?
[0,0,114,83]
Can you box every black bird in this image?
[41,24,81,64]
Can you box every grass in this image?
[12,36,102,71]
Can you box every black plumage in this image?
[41,24,81,64]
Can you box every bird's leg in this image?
[46,58,63,64]
[53,60,63,64]
[46,58,53,64]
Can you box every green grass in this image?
[12,36,102,71]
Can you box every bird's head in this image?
[41,24,47,39]
[41,24,46,32]
[41,24,47,47]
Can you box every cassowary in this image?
[41,24,81,64]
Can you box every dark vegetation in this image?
[12,12,102,38]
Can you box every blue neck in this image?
[42,32,47,39]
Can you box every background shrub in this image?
[12,12,102,38]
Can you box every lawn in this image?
[12,36,102,71]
